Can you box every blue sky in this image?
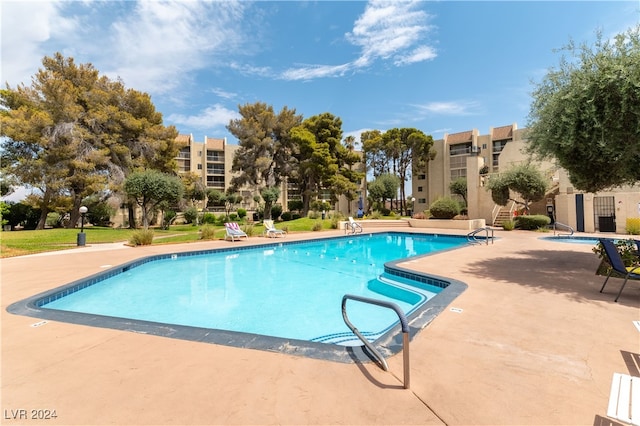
[2,1,639,147]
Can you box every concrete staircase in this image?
[492,208,513,227]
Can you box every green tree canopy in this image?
[0,53,178,229]
[367,173,400,212]
[486,164,547,213]
[449,177,467,205]
[526,26,640,192]
[124,170,183,229]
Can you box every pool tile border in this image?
[7,232,468,365]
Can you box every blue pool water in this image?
[42,233,467,346]
[540,236,608,245]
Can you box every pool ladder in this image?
[341,294,410,389]
[551,221,574,236]
[467,226,495,245]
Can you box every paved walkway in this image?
[1,228,638,425]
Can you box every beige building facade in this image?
[175,134,365,218]
[412,124,640,234]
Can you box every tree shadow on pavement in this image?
[463,249,639,306]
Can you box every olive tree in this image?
[124,170,183,229]
[526,26,640,192]
[486,164,547,213]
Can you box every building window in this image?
[450,169,467,180]
[492,139,511,171]
[449,142,471,156]
[206,150,223,162]
[207,164,225,175]
[417,174,426,180]
[417,186,423,192]
[418,198,426,204]
[197,164,202,170]
[206,176,224,188]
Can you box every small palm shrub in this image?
[129,229,154,246]
[369,210,383,219]
[200,225,217,240]
[626,217,640,235]
[515,215,551,230]
[429,197,460,219]
[312,221,323,231]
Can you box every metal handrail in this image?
[467,226,494,245]
[342,294,410,389]
[552,221,574,236]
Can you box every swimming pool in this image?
[8,232,468,363]
[540,236,611,245]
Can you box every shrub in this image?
[46,212,63,228]
[312,221,323,231]
[369,210,382,219]
[292,213,301,220]
[202,212,216,224]
[281,211,292,221]
[308,210,321,219]
[626,217,640,235]
[229,212,238,222]
[288,199,303,212]
[129,229,154,246]
[162,210,177,230]
[236,208,247,219]
[199,225,217,240]
[183,207,198,224]
[502,220,516,231]
[380,207,391,216]
[515,214,551,230]
[428,197,460,219]
[593,239,638,276]
[271,204,283,220]
[242,223,256,236]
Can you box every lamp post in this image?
[77,206,88,246]
[409,197,416,217]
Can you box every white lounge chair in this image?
[225,222,248,241]
[347,217,363,234]
[607,372,640,425]
[263,220,286,238]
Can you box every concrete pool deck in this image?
[1,228,638,425]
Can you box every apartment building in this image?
[412,124,640,234]
[175,134,365,217]
[175,134,262,212]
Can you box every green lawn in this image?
[0,217,339,258]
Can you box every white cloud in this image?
[106,0,246,93]
[413,101,480,116]
[279,0,436,81]
[168,104,240,130]
[347,0,435,66]
[281,63,352,81]
[394,45,437,66]
[211,88,238,100]
[0,1,78,86]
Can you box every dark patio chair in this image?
[599,239,640,302]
